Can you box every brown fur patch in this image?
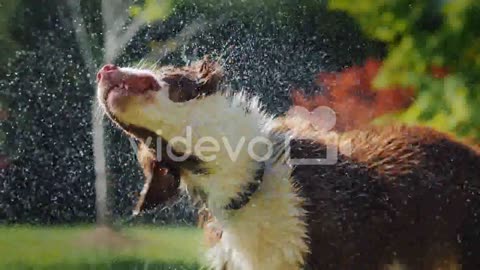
[161,56,223,102]
[198,207,222,248]
[285,124,480,269]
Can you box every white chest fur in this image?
[205,163,309,270]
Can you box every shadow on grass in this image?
[2,259,202,270]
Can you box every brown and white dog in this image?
[96,58,480,270]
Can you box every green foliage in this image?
[329,0,480,141]
[130,0,174,22]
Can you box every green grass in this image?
[0,225,205,270]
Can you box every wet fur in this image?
[280,118,480,269]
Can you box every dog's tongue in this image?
[97,64,160,94]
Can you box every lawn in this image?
[0,225,205,270]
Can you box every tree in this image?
[329,0,480,141]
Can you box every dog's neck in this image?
[176,92,276,212]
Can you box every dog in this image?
[97,58,480,270]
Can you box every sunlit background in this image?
[0,0,479,269]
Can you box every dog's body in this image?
[97,59,480,270]
[283,121,480,269]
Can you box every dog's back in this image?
[286,124,480,269]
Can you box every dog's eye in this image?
[164,75,199,103]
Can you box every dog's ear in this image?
[162,56,223,102]
[133,142,180,216]
[195,56,223,96]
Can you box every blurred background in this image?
[0,0,479,269]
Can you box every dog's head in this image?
[96,58,223,213]
[96,57,223,142]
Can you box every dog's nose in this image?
[96,64,118,82]
[96,64,160,93]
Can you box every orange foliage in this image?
[290,59,415,131]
